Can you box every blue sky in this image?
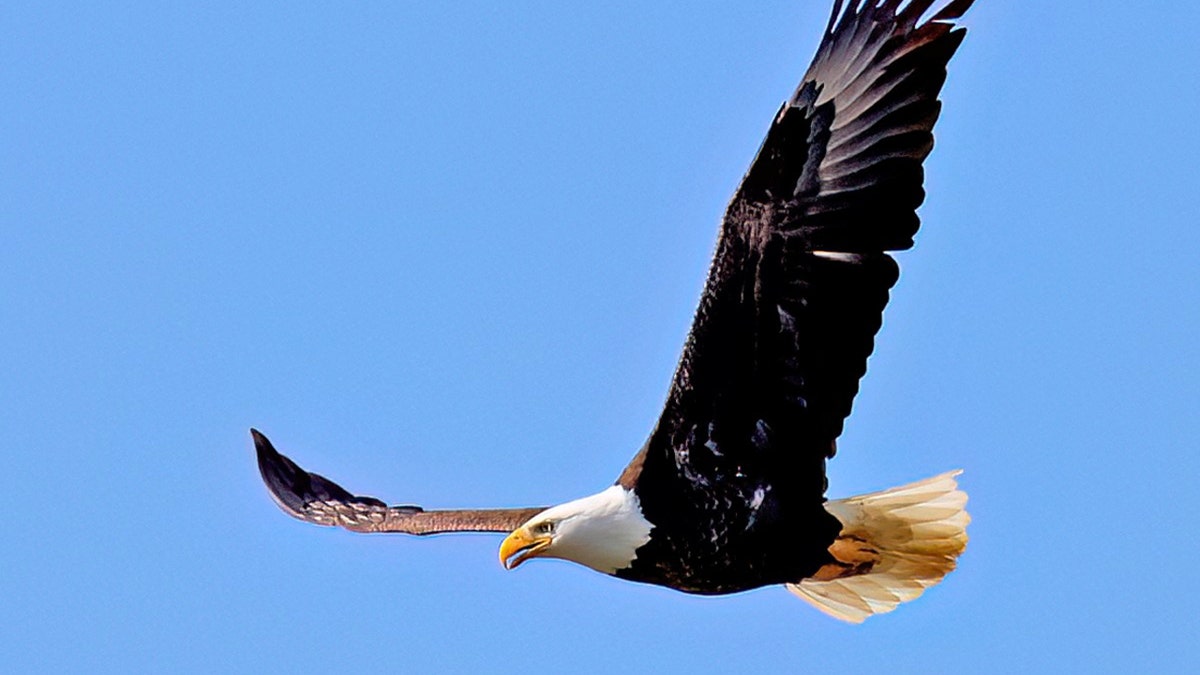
[4,1,1199,672]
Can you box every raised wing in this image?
[254,430,544,534]
[633,1,972,501]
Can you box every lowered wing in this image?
[254,429,545,535]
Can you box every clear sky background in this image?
[4,1,1199,672]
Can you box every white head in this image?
[499,485,654,574]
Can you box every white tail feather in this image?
[788,470,969,623]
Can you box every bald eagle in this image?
[255,0,974,623]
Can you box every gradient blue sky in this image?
[4,2,1199,672]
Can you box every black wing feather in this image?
[633,1,972,505]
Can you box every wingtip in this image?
[251,428,315,520]
[250,427,275,452]
[251,429,380,525]
[251,428,285,483]
[930,0,975,23]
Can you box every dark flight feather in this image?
[617,0,973,592]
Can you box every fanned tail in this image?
[788,470,969,623]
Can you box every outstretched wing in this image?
[630,1,973,502]
[254,430,544,534]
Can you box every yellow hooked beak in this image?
[499,527,552,570]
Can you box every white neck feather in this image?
[532,485,653,574]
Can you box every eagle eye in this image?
[534,521,554,535]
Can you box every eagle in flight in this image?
[255,0,975,623]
